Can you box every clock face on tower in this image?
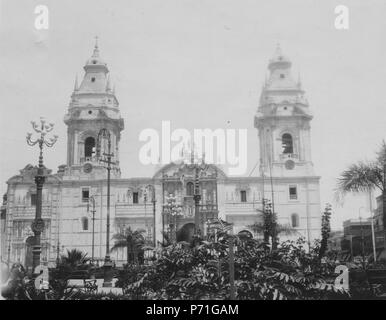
[285,160,295,170]
[83,163,93,173]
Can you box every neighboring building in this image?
[328,230,344,252]
[1,194,7,268]
[1,43,321,270]
[341,219,373,257]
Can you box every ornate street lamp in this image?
[162,194,182,243]
[185,159,209,238]
[144,185,156,247]
[96,128,115,287]
[26,117,58,274]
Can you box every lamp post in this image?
[144,185,156,247]
[97,128,115,287]
[163,194,182,243]
[185,158,209,240]
[87,196,96,262]
[26,117,58,274]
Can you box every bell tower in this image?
[64,38,124,178]
[255,45,315,178]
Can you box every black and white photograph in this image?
[0,0,386,307]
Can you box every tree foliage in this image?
[319,204,332,259]
[335,141,386,231]
[111,227,146,265]
[118,234,347,300]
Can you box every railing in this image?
[80,156,98,164]
[10,205,53,219]
[279,153,299,160]
[80,156,120,166]
[115,203,154,218]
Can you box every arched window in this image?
[291,213,299,228]
[81,217,89,231]
[282,133,293,154]
[84,137,96,158]
[186,182,194,196]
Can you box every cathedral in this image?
[0,42,321,270]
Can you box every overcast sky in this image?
[0,0,385,229]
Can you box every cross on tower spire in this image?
[92,36,100,58]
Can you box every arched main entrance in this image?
[176,223,195,243]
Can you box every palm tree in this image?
[248,222,297,241]
[60,249,90,269]
[335,141,386,230]
[111,227,146,265]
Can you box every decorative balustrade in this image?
[279,153,299,160]
[80,156,98,164]
[11,205,54,219]
[80,156,120,166]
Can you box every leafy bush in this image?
[117,235,347,300]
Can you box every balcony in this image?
[80,156,120,166]
[279,153,299,161]
[80,156,98,164]
[115,203,153,218]
[11,205,54,219]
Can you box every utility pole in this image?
[145,184,157,247]
[87,196,96,262]
[359,216,366,268]
[97,128,115,287]
[369,190,377,263]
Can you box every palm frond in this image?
[334,161,383,204]
[376,140,386,165]
[110,240,128,252]
[112,234,126,241]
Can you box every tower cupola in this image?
[63,38,124,178]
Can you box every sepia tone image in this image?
[0,0,386,303]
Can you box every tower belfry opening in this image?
[282,134,293,154]
[85,137,96,158]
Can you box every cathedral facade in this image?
[0,43,321,269]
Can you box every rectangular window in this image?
[82,188,90,202]
[289,186,298,200]
[31,194,37,206]
[240,190,247,202]
[133,192,139,204]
